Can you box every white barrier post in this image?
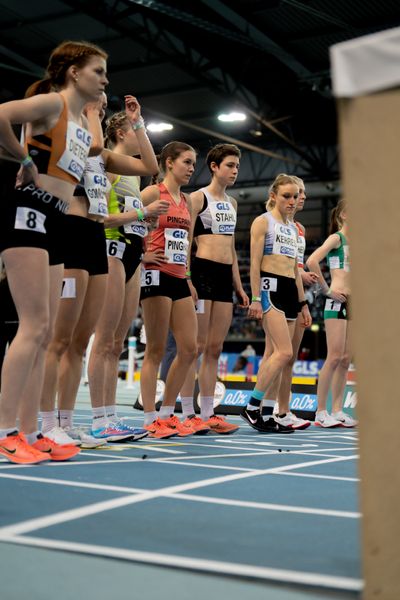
[126,336,137,389]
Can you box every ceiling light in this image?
[147,122,173,132]
[217,112,246,122]
[250,128,262,137]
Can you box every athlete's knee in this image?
[204,340,224,360]
[340,353,351,370]
[145,344,165,365]
[274,348,293,367]
[47,334,73,357]
[325,353,342,369]
[177,343,197,364]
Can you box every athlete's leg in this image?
[198,301,232,396]
[179,300,212,414]
[140,296,171,414]
[162,297,198,408]
[19,263,64,434]
[316,319,347,411]
[277,314,304,413]
[40,268,89,415]
[58,273,107,412]
[0,248,49,430]
[88,258,125,410]
[331,320,352,413]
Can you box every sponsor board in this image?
[290,393,318,412]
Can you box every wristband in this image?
[185,270,191,277]
[251,296,261,302]
[132,117,145,131]
[21,155,33,167]
[136,208,144,221]
[299,300,308,308]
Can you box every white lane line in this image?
[0,473,146,494]
[168,493,360,519]
[0,455,357,537]
[151,460,257,472]
[277,472,359,482]
[0,472,360,516]
[0,458,141,470]
[0,535,363,592]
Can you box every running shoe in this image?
[90,422,140,442]
[43,425,80,446]
[314,410,342,428]
[159,415,193,437]
[108,420,149,442]
[240,408,294,433]
[274,412,311,430]
[0,432,49,464]
[332,411,358,428]
[182,414,210,435]
[31,434,81,461]
[63,427,107,448]
[204,414,239,434]
[144,418,178,439]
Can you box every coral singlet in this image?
[144,183,191,278]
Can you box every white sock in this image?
[0,427,18,439]
[159,406,173,420]
[26,431,41,445]
[92,406,108,429]
[59,409,73,429]
[144,411,157,426]
[180,396,195,418]
[105,404,117,422]
[200,396,214,421]
[40,411,57,433]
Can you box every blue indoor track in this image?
[0,384,361,600]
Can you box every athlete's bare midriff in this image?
[330,269,350,296]
[195,234,233,265]
[67,195,105,222]
[261,253,296,278]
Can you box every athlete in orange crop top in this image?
[0,40,108,465]
[139,141,199,439]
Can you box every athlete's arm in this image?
[294,261,312,328]
[0,93,63,185]
[185,192,198,304]
[306,233,346,301]
[248,216,267,320]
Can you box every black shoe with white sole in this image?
[240,408,294,433]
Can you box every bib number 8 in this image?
[15,207,46,234]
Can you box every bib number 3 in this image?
[261,277,278,292]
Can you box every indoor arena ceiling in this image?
[1,0,399,186]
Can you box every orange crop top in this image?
[25,94,92,185]
[144,183,191,278]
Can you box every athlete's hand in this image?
[236,288,249,308]
[142,249,167,265]
[247,300,263,320]
[146,199,169,217]
[327,288,347,303]
[125,95,141,125]
[188,279,198,304]
[300,305,312,328]
[15,160,40,188]
[301,271,319,287]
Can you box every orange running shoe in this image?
[160,415,193,437]
[144,418,178,439]
[0,432,49,464]
[204,415,239,434]
[182,415,210,435]
[31,435,81,461]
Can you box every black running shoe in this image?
[240,408,294,433]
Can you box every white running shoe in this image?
[63,427,107,448]
[275,412,311,430]
[332,411,358,428]
[43,426,80,446]
[314,410,342,428]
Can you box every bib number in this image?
[61,277,76,299]
[325,299,341,312]
[84,172,109,216]
[208,200,236,234]
[141,269,160,287]
[123,196,147,237]
[261,277,278,292]
[15,207,46,234]
[164,228,189,264]
[106,239,125,259]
